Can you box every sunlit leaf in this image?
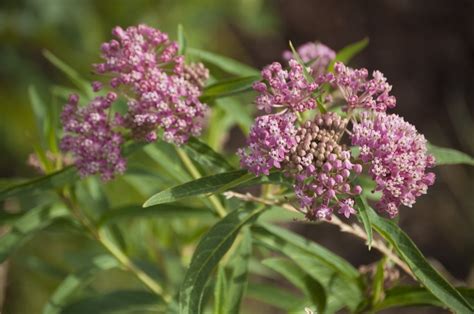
[187,48,259,76]
[427,143,474,166]
[178,24,187,55]
[201,76,259,101]
[183,137,234,172]
[328,37,369,72]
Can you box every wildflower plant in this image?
[1,26,474,314]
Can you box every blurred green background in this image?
[1,0,473,313]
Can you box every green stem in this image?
[176,147,227,217]
[60,190,171,303]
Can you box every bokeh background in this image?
[1,0,473,313]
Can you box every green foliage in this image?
[428,143,474,166]
[201,76,260,101]
[328,37,369,72]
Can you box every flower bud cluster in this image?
[286,113,363,220]
[283,42,335,77]
[351,112,436,217]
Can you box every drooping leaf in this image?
[355,196,373,249]
[142,170,248,207]
[179,206,265,314]
[187,48,260,76]
[367,206,474,313]
[0,205,69,263]
[98,204,212,226]
[201,76,259,101]
[0,166,77,202]
[427,143,474,166]
[42,50,93,98]
[262,257,327,313]
[224,228,252,314]
[183,137,234,172]
[60,290,163,314]
[43,255,119,314]
[328,37,369,72]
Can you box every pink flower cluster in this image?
[283,42,335,77]
[323,62,396,112]
[95,24,208,145]
[238,113,297,176]
[60,24,209,180]
[253,60,318,113]
[351,112,436,217]
[60,93,126,181]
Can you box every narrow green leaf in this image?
[0,166,77,202]
[201,76,259,101]
[187,48,260,76]
[179,206,265,314]
[289,41,313,83]
[367,206,474,313]
[0,205,68,263]
[178,24,187,55]
[246,282,304,311]
[43,255,119,314]
[29,85,49,146]
[98,204,212,226]
[262,257,327,313]
[427,143,474,166]
[355,196,373,249]
[61,290,163,314]
[371,259,385,306]
[225,228,252,313]
[42,50,93,98]
[183,137,234,172]
[213,265,227,314]
[142,170,247,207]
[328,37,369,72]
[144,143,192,183]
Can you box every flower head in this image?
[351,112,436,217]
[253,60,318,113]
[238,113,297,176]
[60,94,126,181]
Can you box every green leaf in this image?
[246,282,304,311]
[142,170,248,207]
[371,258,385,306]
[262,257,326,313]
[355,196,373,249]
[427,143,474,166]
[43,255,119,314]
[328,37,369,72]
[0,166,78,202]
[143,143,192,183]
[367,206,474,313]
[178,24,187,55]
[224,228,252,313]
[187,48,260,76]
[253,223,363,312]
[289,41,314,83]
[183,137,234,172]
[29,85,49,146]
[61,290,163,314]
[42,50,93,98]
[0,205,68,263]
[98,204,212,226]
[213,265,227,314]
[201,76,259,101]
[179,206,265,314]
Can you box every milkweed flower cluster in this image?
[351,112,436,217]
[60,24,209,180]
[239,42,435,220]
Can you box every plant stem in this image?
[60,191,172,302]
[223,191,415,279]
[175,147,227,217]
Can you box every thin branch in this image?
[224,191,415,279]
